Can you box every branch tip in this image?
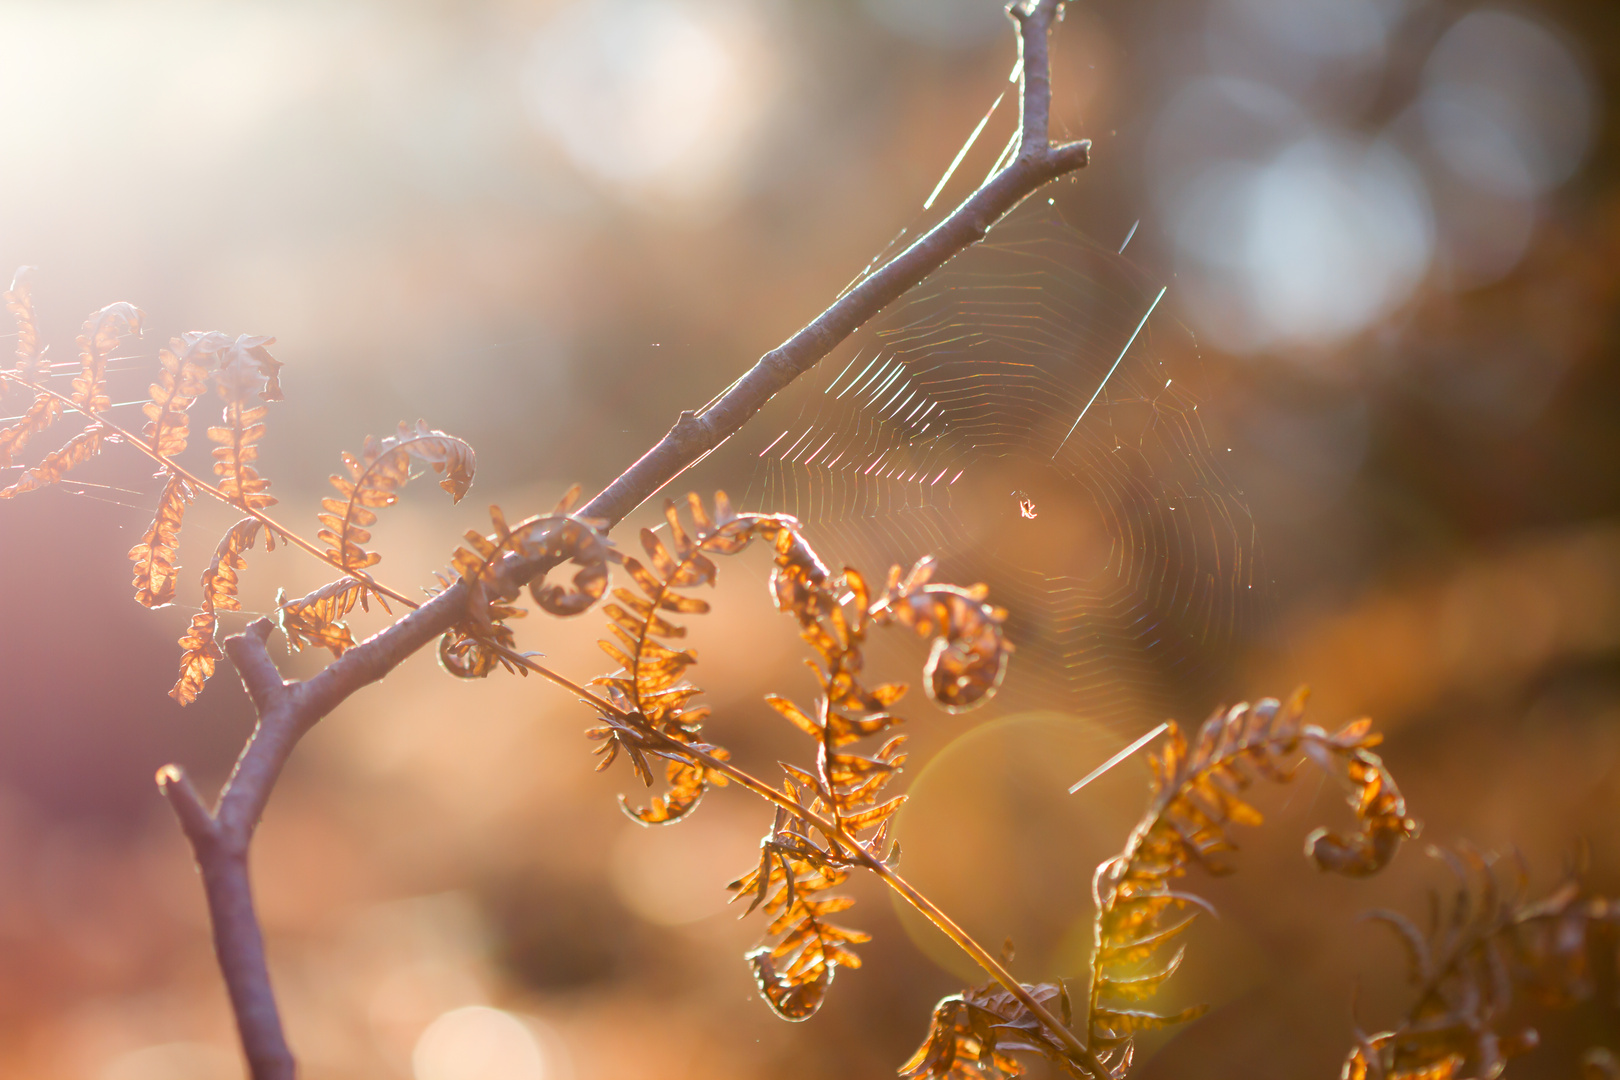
[158,763,219,845]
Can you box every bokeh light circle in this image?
[413,1006,547,1080]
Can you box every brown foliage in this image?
[172,518,262,705]
[318,420,475,592]
[0,423,107,498]
[276,578,368,657]
[439,488,617,678]
[1346,849,1620,1080]
[127,474,195,608]
[209,339,282,513]
[71,302,143,415]
[1080,690,1419,1075]
[901,981,1080,1080]
[2,266,41,401]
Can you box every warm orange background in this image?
[0,1,1617,1078]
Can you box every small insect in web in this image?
[697,200,1263,729]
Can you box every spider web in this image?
[693,202,1262,728]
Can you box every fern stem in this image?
[624,715,1111,1080]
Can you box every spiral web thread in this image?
[708,203,1262,729]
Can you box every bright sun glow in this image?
[523,0,771,202]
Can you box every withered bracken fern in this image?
[904,689,1422,1080]
[1347,846,1620,1080]
[6,270,1614,1080]
[0,269,473,703]
[436,489,1012,1022]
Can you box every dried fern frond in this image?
[0,267,60,464]
[143,332,233,459]
[902,981,1091,1080]
[72,302,144,415]
[0,423,109,498]
[0,301,142,488]
[1080,691,1419,1075]
[0,387,62,468]
[127,474,195,607]
[209,339,281,514]
[1345,849,1620,1080]
[2,267,42,402]
[872,556,1011,711]
[171,517,262,705]
[276,578,368,657]
[726,800,871,1021]
[440,493,617,679]
[590,493,793,824]
[317,420,475,595]
[124,333,237,608]
[576,493,1010,1018]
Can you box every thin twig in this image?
[152,2,1092,1075]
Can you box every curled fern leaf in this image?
[873,557,1011,711]
[171,517,261,705]
[1082,690,1418,1075]
[902,981,1089,1080]
[440,493,616,680]
[318,420,475,593]
[1345,849,1620,1080]
[127,474,195,607]
[590,493,775,824]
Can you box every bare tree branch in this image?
[159,619,303,1080]
[158,3,1090,1076]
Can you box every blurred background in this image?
[0,0,1617,1076]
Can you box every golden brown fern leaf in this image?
[872,556,1011,711]
[143,332,232,459]
[590,492,797,824]
[125,333,236,608]
[0,389,61,468]
[1082,691,1419,1075]
[902,981,1088,1080]
[127,474,195,607]
[1345,849,1620,1080]
[726,803,871,1022]
[0,301,141,486]
[0,424,107,498]
[0,267,59,464]
[2,267,42,400]
[317,420,475,596]
[208,339,281,513]
[276,578,368,656]
[171,517,261,705]
[72,302,144,415]
[440,491,617,679]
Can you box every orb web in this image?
[699,203,1262,728]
